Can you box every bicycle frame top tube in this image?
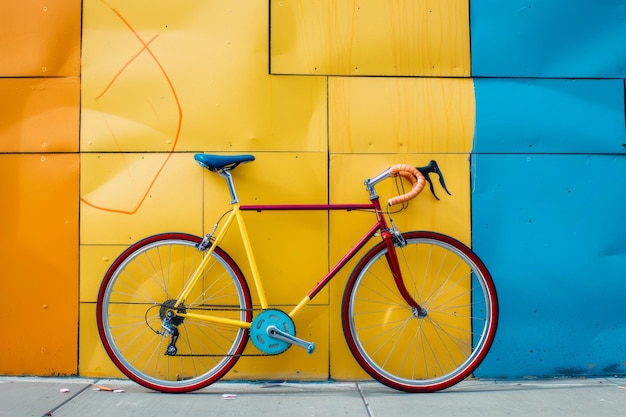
[239,203,376,211]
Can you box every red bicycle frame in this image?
[239,198,423,315]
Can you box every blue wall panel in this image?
[473,78,626,154]
[473,154,626,377]
[472,74,626,377]
[471,0,626,78]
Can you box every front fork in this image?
[383,223,427,318]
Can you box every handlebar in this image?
[366,160,451,206]
[387,164,426,206]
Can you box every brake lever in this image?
[416,160,452,200]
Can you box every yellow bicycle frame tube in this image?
[173,204,270,328]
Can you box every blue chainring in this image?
[249,309,295,355]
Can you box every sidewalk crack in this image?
[356,383,375,417]
[42,384,92,417]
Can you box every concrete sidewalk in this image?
[2,377,626,417]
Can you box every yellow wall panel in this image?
[329,77,475,154]
[0,154,79,375]
[81,0,327,153]
[80,245,128,303]
[79,304,125,378]
[241,210,330,306]
[271,0,470,76]
[0,78,79,152]
[0,1,80,76]
[326,153,471,377]
[329,154,471,241]
[80,152,203,244]
[175,75,327,153]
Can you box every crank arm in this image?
[266,325,315,354]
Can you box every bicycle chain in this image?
[162,306,281,358]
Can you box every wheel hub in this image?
[413,306,428,318]
[160,299,186,326]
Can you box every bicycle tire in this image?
[96,233,252,393]
[342,231,498,392]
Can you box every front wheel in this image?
[342,231,498,392]
[96,233,252,393]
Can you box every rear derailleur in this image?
[159,300,186,356]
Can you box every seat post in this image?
[217,169,240,204]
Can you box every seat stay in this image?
[174,204,270,311]
[173,208,239,309]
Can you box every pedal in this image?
[266,325,315,354]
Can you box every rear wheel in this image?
[342,231,498,392]
[96,233,252,393]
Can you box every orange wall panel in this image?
[0,154,79,375]
[0,1,81,76]
[0,78,80,152]
[0,0,81,377]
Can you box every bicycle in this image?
[96,153,498,393]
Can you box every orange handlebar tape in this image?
[387,164,426,206]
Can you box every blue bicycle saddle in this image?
[194,153,255,171]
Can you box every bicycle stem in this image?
[364,167,391,200]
